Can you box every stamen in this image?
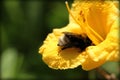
[65,1,104,44]
[65,1,85,32]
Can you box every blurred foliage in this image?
[1,0,120,80]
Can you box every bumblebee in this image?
[57,32,93,52]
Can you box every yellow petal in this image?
[82,18,119,71]
[70,0,119,45]
[39,24,87,69]
[81,56,106,71]
[86,1,118,39]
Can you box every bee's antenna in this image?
[65,1,104,44]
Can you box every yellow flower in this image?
[39,0,119,70]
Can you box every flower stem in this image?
[96,67,118,80]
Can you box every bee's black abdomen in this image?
[57,32,93,52]
[78,36,92,51]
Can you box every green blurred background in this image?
[1,0,120,80]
